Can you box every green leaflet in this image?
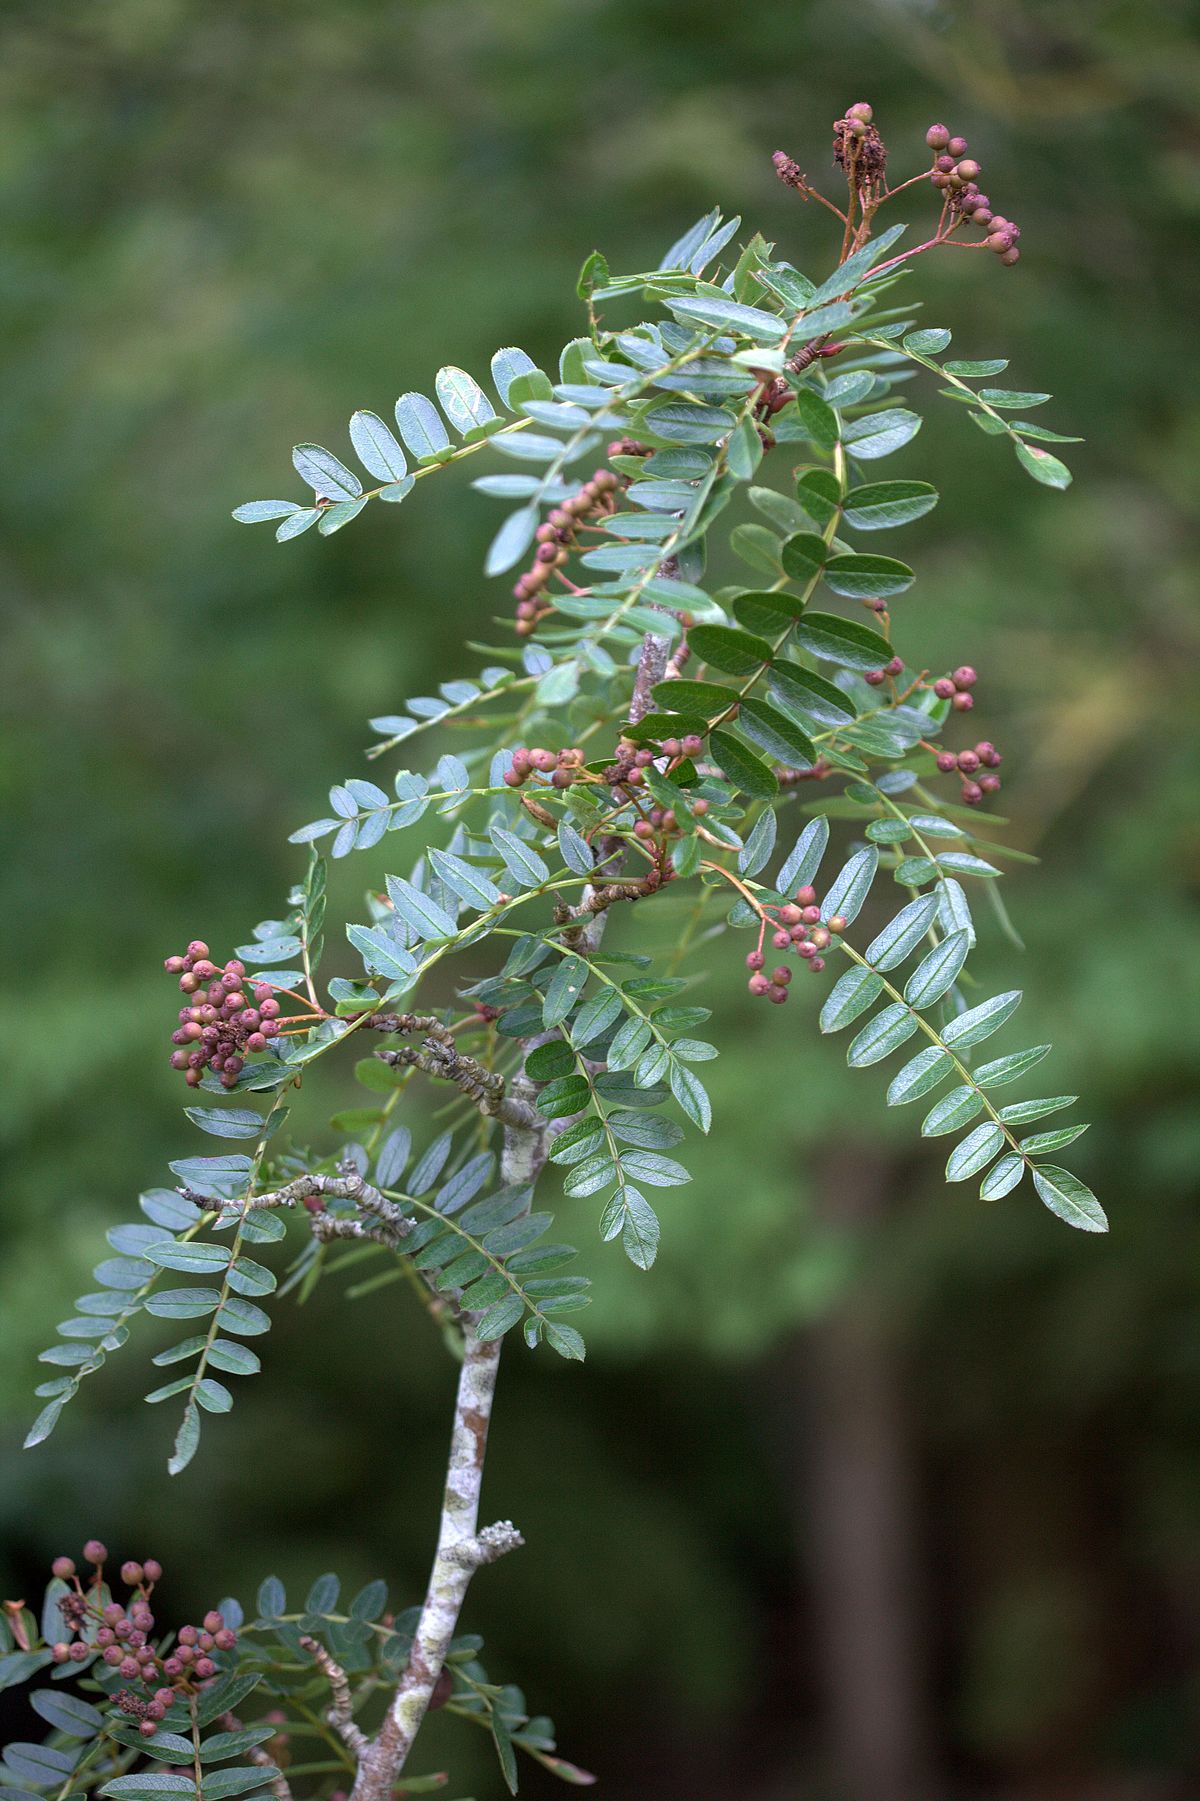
[1032,1165,1108,1233]
[921,1084,984,1137]
[904,930,970,1008]
[847,1003,918,1067]
[945,1123,1005,1182]
[820,966,883,1033]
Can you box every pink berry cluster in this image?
[164,940,282,1088]
[936,739,1002,806]
[865,655,905,687]
[925,124,1021,264]
[502,745,586,791]
[746,885,843,1002]
[512,467,621,636]
[48,1543,237,1737]
[931,664,979,713]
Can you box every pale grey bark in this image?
[349,1078,545,1801]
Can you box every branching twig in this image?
[348,1081,546,1801]
[366,1013,540,1129]
[299,1634,370,1757]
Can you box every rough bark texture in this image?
[349,1079,546,1801]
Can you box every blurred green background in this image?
[2,1,1198,1796]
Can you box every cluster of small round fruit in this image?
[931,664,979,712]
[164,941,282,1088]
[512,469,621,636]
[502,746,586,790]
[602,733,707,792]
[48,1544,238,1736]
[925,125,1020,264]
[834,102,887,187]
[936,740,1002,807]
[864,655,905,687]
[746,886,843,1001]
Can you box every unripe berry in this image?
[192,960,217,979]
[801,904,821,925]
[186,941,209,961]
[52,1556,75,1579]
[933,677,956,699]
[139,1721,158,1740]
[886,656,903,676]
[103,1646,123,1666]
[779,903,802,926]
[809,956,826,973]
[164,956,186,974]
[961,780,983,805]
[691,797,709,816]
[948,135,968,156]
[865,669,886,686]
[955,158,981,181]
[84,1540,107,1564]
[979,773,1001,794]
[796,886,817,906]
[798,942,817,959]
[681,734,704,756]
[847,102,873,123]
[925,125,951,149]
[957,750,980,773]
[52,1643,71,1664]
[936,752,957,773]
[179,973,200,993]
[810,926,831,950]
[767,984,788,1004]
[745,951,765,970]
[772,967,792,985]
[772,930,791,950]
[828,915,847,934]
[953,665,977,688]
[143,1560,162,1582]
[935,155,956,174]
[748,974,770,996]
[971,209,993,228]
[1001,247,1020,266]
[952,692,974,712]
[214,1629,237,1651]
[121,1561,144,1586]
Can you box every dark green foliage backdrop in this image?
[2,2,1197,1794]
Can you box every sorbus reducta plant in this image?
[13,99,1103,1801]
